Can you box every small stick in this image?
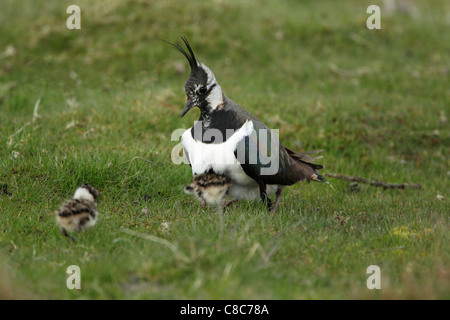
[325,173,422,190]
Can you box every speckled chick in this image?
[184,172,231,214]
[56,184,99,241]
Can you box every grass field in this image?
[0,0,448,299]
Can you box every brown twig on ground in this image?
[325,173,422,190]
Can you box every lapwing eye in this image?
[198,86,208,95]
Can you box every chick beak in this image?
[181,99,194,117]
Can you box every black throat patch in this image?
[191,109,247,144]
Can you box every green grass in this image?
[0,0,448,299]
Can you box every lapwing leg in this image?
[60,228,76,242]
[258,180,272,211]
[270,188,283,214]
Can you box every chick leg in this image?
[225,200,238,207]
[61,228,76,242]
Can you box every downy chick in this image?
[184,172,231,214]
[56,184,99,241]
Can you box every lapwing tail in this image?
[311,173,329,184]
[284,147,328,184]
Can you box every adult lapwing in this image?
[55,184,99,241]
[168,37,327,212]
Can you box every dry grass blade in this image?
[120,228,190,263]
[124,156,157,176]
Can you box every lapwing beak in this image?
[181,99,194,117]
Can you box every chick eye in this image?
[198,86,208,95]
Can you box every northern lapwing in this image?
[55,184,99,241]
[184,171,231,214]
[168,37,327,212]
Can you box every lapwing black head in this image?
[164,37,223,118]
[55,184,100,241]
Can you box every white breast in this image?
[182,120,255,185]
[182,119,280,201]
